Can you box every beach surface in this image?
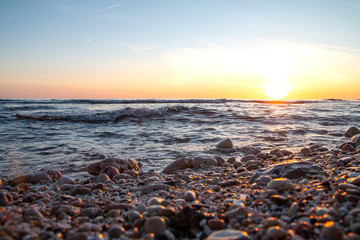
[1,128,360,239]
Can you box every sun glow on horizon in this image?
[263,80,292,100]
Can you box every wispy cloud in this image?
[92,4,121,13]
[82,36,94,47]
[49,20,75,31]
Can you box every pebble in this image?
[216,138,234,148]
[0,191,13,206]
[184,190,196,202]
[266,226,288,240]
[267,178,293,191]
[192,156,217,169]
[145,216,167,233]
[206,229,250,240]
[345,126,360,138]
[241,154,257,162]
[208,218,225,230]
[322,222,344,240]
[108,224,125,238]
[96,173,111,183]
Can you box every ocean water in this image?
[0,99,359,179]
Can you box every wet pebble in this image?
[184,190,196,202]
[0,191,13,206]
[145,216,167,234]
[206,229,250,240]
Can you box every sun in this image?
[263,81,292,100]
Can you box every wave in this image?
[15,106,187,123]
[1,98,321,105]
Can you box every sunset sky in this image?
[1,0,360,99]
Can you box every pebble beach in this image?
[1,127,360,240]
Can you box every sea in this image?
[0,99,359,179]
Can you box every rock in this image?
[23,207,43,220]
[216,138,233,148]
[184,190,196,202]
[348,134,360,144]
[78,222,102,232]
[9,169,62,186]
[55,177,75,186]
[145,216,167,234]
[0,192,13,206]
[101,166,120,179]
[128,210,142,222]
[206,229,250,240]
[80,207,101,218]
[192,156,217,169]
[162,158,192,174]
[105,209,121,218]
[267,178,293,191]
[108,224,125,238]
[208,219,225,230]
[300,148,311,157]
[266,226,288,240]
[214,156,225,165]
[50,204,80,217]
[96,173,111,183]
[105,203,134,211]
[142,183,169,194]
[350,222,360,235]
[148,197,163,206]
[345,127,360,138]
[241,154,256,163]
[322,223,344,240]
[256,152,267,160]
[87,158,139,176]
[250,161,322,183]
[113,173,133,180]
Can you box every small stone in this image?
[216,138,234,148]
[87,158,139,176]
[80,207,101,218]
[206,229,250,240]
[184,190,196,202]
[96,173,111,183]
[24,207,43,220]
[128,210,142,222]
[148,197,164,206]
[108,224,125,238]
[142,183,169,194]
[162,157,192,174]
[145,216,167,234]
[300,148,311,157]
[350,222,360,235]
[208,219,225,230]
[192,156,217,169]
[287,202,299,217]
[348,134,360,144]
[55,177,75,186]
[241,154,256,163]
[322,223,343,240]
[78,222,102,232]
[101,166,120,179]
[345,127,360,138]
[267,178,293,191]
[0,191,13,206]
[105,209,121,218]
[256,152,267,160]
[266,226,287,240]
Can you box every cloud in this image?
[49,20,75,31]
[82,36,94,47]
[92,4,121,14]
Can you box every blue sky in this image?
[1,0,360,99]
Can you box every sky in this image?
[0,0,360,100]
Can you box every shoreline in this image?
[0,130,359,239]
